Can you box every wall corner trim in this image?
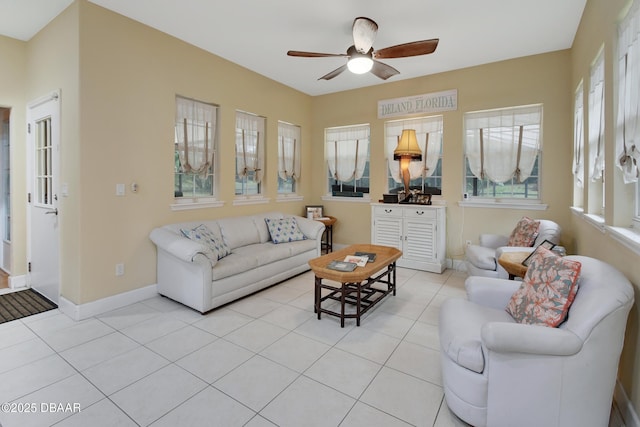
[615,379,640,427]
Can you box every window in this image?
[174,96,218,200]
[385,115,443,195]
[588,50,605,215]
[235,111,265,197]
[277,121,301,195]
[573,81,585,191]
[325,124,370,197]
[617,2,640,227]
[464,104,542,200]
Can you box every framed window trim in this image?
[277,120,301,196]
[324,123,371,200]
[462,104,543,207]
[384,115,444,196]
[235,110,266,199]
[173,96,220,209]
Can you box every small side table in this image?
[315,216,336,254]
[497,252,530,280]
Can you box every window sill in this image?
[322,194,371,203]
[170,199,225,211]
[233,196,270,206]
[607,226,640,256]
[276,194,304,203]
[583,213,606,233]
[458,200,548,210]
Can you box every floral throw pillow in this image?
[265,217,307,244]
[507,216,540,247]
[506,246,581,327]
[180,224,231,260]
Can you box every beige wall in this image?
[75,1,312,302]
[571,0,640,414]
[310,50,574,259]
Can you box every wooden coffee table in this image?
[308,244,402,327]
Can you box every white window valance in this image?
[277,121,301,181]
[574,83,585,188]
[589,52,605,182]
[236,111,265,184]
[616,1,640,183]
[175,96,217,176]
[325,124,369,182]
[465,105,542,184]
[385,116,443,185]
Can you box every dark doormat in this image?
[0,289,57,324]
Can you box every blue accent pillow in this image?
[180,224,231,260]
[265,217,307,244]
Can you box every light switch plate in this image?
[116,184,125,196]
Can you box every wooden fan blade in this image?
[319,64,348,80]
[370,61,400,80]
[287,50,347,58]
[374,39,439,59]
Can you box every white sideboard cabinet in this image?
[370,203,446,273]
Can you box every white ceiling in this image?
[0,0,587,96]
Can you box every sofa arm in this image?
[466,276,520,309]
[482,322,583,356]
[479,234,509,249]
[149,228,217,266]
[294,216,325,241]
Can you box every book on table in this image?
[327,260,357,272]
[343,255,369,267]
[354,251,377,262]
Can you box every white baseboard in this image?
[9,274,27,290]
[615,379,640,427]
[448,258,467,272]
[59,284,158,321]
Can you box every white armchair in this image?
[439,256,634,427]
[464,219,562,278]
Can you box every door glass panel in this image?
[35,118,52,207]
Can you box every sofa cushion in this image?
[218,217,261,249]
[506,246,582,327]
[265,217,306,244]
[253,212,284,243]
[440,298,514,373]
[211,252,260,281]
[465,245,497,270]
[508,216,540,247]
[180,224,231,260]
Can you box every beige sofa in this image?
[149,212,325,313]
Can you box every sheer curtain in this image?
[617,1,640,183]
[236,111,265,184]
[325,124,369,182]
[465,105,542,184]
[175,96,217,176]
[385,116,443,185]
[277,121,301,180]
[589,52,605,182]
[574,84,585,187]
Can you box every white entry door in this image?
[27,92,60,304]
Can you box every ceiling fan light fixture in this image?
[347,56,373,74]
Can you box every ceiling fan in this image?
[287,17,439,81]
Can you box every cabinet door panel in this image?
[404,219,436,261]
[372,217,402,250]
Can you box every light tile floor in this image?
[0,268,622,427]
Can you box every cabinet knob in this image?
[416,211,424,215]
[385,209,392,213]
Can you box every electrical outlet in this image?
[115,263,125,276]
[465,240,472,247]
